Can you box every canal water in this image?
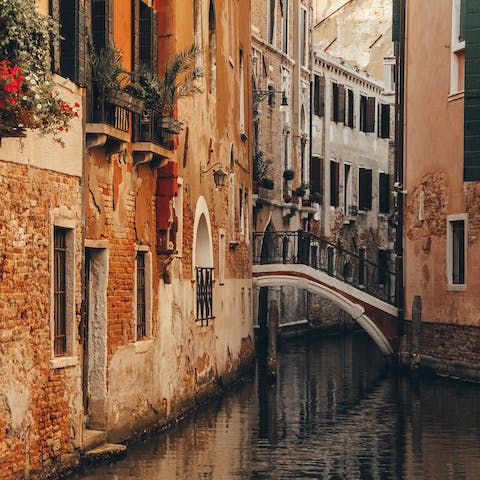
[72,333,480,480]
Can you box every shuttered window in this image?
[360,95,375,133]
[314,75,325,117]
[132,0,158,72]
[330,160,340,207]
[49,0,86,84]
[359,167,372,210]
[379,172,390,213]
[331,83,345,123]
[378,103,390,138]
[310,156,323,200]
[347,88,354,128]
[392,0,400,42]
[92,0,111,52]
[464,0,480,180]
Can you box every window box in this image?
[105,87,145,114]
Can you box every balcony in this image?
[132,109,180,166]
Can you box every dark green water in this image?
[72,333,480,479]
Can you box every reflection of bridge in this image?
[253,231,399,355]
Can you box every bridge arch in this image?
[254,271,395,356]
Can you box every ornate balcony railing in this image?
[88,93,130,132]
[133,108,183,150]
[253,231,396,304]
[196,267,214,326]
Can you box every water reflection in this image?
[72,333,480,480]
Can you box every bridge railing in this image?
[253,231,396,305]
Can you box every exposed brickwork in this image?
[0,160,81,480]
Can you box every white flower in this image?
[36,104,42,110]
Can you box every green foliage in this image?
[91,44,130,93]
[0,0,57,77]
[261,178,274,190]
[253,150,271,181]
[138,44,203,115]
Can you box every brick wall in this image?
[0,160,82,479]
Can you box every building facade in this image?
[401,0,480,378]
[309,49,395,326]
[0,0,254,478]
[251,0,315,326]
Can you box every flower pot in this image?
[105,87,145,114]
[160,116,183,134]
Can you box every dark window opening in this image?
[196,267,214,326]
[379,172,390,213]
[378,103,390,138]
[330,160,340,207]
[452,220,465,284]
[360,95,375,133]
[54,228,67,356]
[347,89,354,128]
[314,75,325,117]
[378,249,388,285]
[359,247,366,286]
[136,251,146,339]
[359,167,372,210]
[331,83,345,123]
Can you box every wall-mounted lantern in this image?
[200,162,228,188]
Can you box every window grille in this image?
[54,228,67,356]
[196,267,214,326]
[452,220,465,284]
[136,251,147,339]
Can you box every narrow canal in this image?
[72,332,480,479]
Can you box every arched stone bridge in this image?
[253,231,399,356]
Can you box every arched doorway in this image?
[193,197,214,325]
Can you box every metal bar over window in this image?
[196,267,214,326]
[54,228,67,356]
[136,251,146,339]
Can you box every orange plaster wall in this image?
[403,0,480,326]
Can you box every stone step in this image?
[82,428,106,451]
[83,443,127,464]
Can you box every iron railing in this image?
[133,108,173,149]
[253,231,396,304]
[88,91,130,132]
[196,267,214,326]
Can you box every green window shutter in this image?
[392,0,400,42]
[464,0,480,181]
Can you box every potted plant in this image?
[283,169,295,181]
[0,0,80,142]
[91,44,145,114]
[293,184,306,198]
[261,178,274,190]
[312,191,323,204]
[136,44,203,134]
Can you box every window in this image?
[281,0,289,54]
[91,0,111,52]
[360,95,375,133]
[239,49,246,136]
[310,156,323,202]
[208,0,217,95]
[136,251,146,339]
[135,247,152,340]
[447,216,467,288]
[300,6,307,67]
[268,83,275,108]
[359,167,372,210]
[378,103,390,138]
[50,0,86,82]
[54,228,67,356]
[331,83,345,123]
[451,0,466,95]
[313,75,325,117]
[52,224,75,363]
[379,172,390,214]
[344,163,352,211]
[268,0,275,45]
[346,89,354,128]
[330,160,340,207]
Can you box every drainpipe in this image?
[394,0,406,347]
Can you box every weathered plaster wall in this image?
[314,0,393,82]
[403,0,480,331]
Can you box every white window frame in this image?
[281,0,289,54]
[299,5,308,68]
[446,213,467,291]
[50,213,77,369]
[134,245,153,342]
[450,0,465,95]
